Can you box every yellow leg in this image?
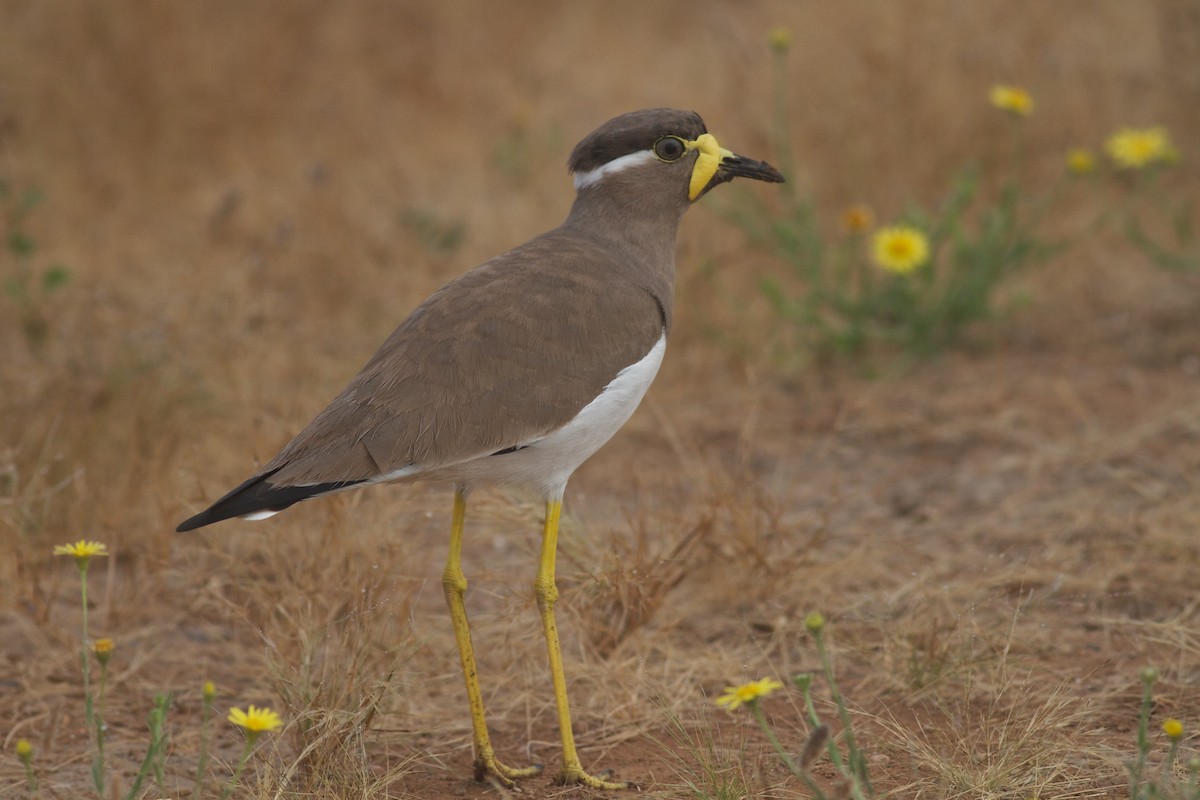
[535,498,629,789]
[442,487,542,786]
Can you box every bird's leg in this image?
[534,497,629,790]
[442,487,542,786]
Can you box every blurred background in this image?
[2,0,1196,539]
[2,2,1199,796]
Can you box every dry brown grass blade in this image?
[565,512,712,659]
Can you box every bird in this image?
[176,108,784,789]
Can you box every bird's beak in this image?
[686,133,785,200]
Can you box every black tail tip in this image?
[175,473,366,533]
[175,515,206,533]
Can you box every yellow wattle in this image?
[686,133,732,200]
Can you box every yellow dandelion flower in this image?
[767,26,793,54]
[16,739,33,761]
[989,84,1034,116]
[53,539,109,562]
[1105,127,1171,169]
[93,638,115,665]
[203,680,217,701]
[1066,148,1096,175]
[228,705,284,735]
[804,611,826,634]
[872,226,930,274]
[1163,718,1184,740]
[715,677,785,711]
[840,204,874,234]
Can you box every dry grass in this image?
[3,1,1200,797]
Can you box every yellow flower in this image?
[804,611,826,634]
[1066,148,1096,175]
[93,638,115,665]
[715,677,785,711]
[1105,127,1171,169]
[203,680,217,702]
[16,739,33,762]
[53,539,109,565]
[767,26,792,53]
[872,226,930,274]
[840,204,874,234]
[1163,718,1184,740]
[228,705,284,735]
[989,84,1034,116]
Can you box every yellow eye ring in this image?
[653,136,687,162]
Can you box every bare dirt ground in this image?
[2,2,1199,798]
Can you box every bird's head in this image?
[568,109,785,208]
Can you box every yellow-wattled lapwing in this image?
[177,108,784,789]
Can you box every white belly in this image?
[433,333,666,497]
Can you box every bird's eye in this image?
[653,136,686,162]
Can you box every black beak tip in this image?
[720,154,786,184]
[760,161,786,183]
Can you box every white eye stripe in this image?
[572,149,658,190]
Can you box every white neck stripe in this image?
[573,149,657,190]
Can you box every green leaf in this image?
[8,230,34,257]
[20,188,44,211]
[43,264,71,290]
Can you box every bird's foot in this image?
[554,762,632,791]
[473,751,542,788]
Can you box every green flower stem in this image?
[194,693,214,800]
[97,660,108,717]
[796,674,847,775]
[1129,674,1155,798]
[749,700,800,773]
[78,561,92,717]
[812,628,873,800]
[1007,116,1026,190]
[94,660,108,799]
[1164,737,1182,779]
[220,735,258,800]
[797,680,822,730]
[831,238,867,351]
[76,560,103,800]
[749,700,826,797]
[1074,165,1147,249]
[126,694,172,800]
[153,694,170,790]
[796,675,874,800]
